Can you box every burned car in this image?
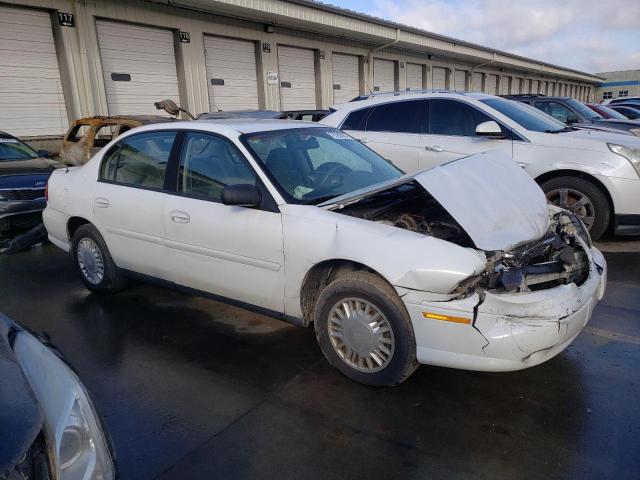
[0,313,115,479]
[43,121,606,386]
[59,116,176,165]
[0,131,63,238]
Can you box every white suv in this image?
[322,92,640,240]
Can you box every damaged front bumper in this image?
[400,245,606,372]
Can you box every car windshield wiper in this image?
[303,194,340,205]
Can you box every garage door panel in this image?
[406,63,423,91]
[471,72,483,92]
[432,67,446,89]
[374,58,395,92]
[279,46,316,110]
[0,5,67,136]
[205,36,259,111]
[332,53,359,104]
[454,70,466,91]
[486,74,497,94]
[97,20,179,116]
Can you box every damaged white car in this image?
[43,121,607,386]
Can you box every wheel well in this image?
[299,259,390,326]
[535,169,614,219]
[67,217,90,240]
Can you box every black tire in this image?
[540,176,610,240]
[313,271,418,386]
[71,224,128,294]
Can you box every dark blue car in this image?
[0,131,63,238]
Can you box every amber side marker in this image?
[422,312,471,325]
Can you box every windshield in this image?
[594,105,629,120]
[0,137,38,161]
[481,98,566,133]
[242,127,402,204]
[566,98,602,120]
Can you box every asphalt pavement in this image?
[1,240,639,479]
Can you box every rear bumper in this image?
[402,246,607,372]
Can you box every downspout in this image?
[366,28,401,94]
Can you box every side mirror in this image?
[221,184,262,208]
[37,150,51,158]
[475,121,505,139]
[566,115,580,124]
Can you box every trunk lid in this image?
[322,151,549,251]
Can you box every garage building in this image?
[0,0,603,146]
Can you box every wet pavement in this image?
[1,243,639,479]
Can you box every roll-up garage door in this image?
[97,20,179,116]
[278,46,317,110]
[532,80,540,94]
[432,67,447,89]
[205,36,259,111]
[454,70,467,91]
[471,72,483,92]
[512,78,522,94]
[499,76,510,95]
[0,6,68,136]
[332,53,360,104]
[486,74,498,94]
[547,82,555,96]
[373,58,395,93]
[406,63,423,91]
[541,81,548,95]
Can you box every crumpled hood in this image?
[323,151,549,252]
[415,152,550,251]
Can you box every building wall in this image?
[594,70,640,102]
[2,0,600,144]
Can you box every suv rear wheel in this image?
[313,271,418,386]
[541,176,610,240]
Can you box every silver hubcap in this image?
[546,188,595,229]
[77,238,105,285]
[328,297,395,373]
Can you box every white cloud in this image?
[368,0,640,73]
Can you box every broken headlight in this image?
[13,330,116,480]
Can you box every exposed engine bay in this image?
[332,181,591,294]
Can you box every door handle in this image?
[170,211,190,224]
[94,197,110,208]
[425,145,443,152]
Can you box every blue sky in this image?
[327,0,640,73]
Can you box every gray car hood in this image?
[322,151,550,251]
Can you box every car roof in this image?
[332,91,496,110]
[127,119,328,136]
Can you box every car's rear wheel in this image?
[313,271,418,386]
[71,224,127,294]
[540,176,610,240]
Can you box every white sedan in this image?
[43,120,607,386]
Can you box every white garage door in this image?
[486,74,498,94]
[332,53,360,104]
[278,46,316,110]
[97,20,179,116]
[512,78,522,94]
[373,58,395,93]
[432,67,447,89]
[406,63,423,91]
[0,6,68,137]
[205,36,259,111]
[499,76,510,95]
[454,70,467,91]
[532,80,540,94]
[471,72,483,92]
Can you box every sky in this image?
[328,0,640,73]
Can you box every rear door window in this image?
[364,101,426,133]
[341,108,371,131]
[100,131,176,189]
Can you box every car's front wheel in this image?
[540,176,610,240]
[313,271,418,386]
[71,224,128,294]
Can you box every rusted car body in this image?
[59,116,175,165]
